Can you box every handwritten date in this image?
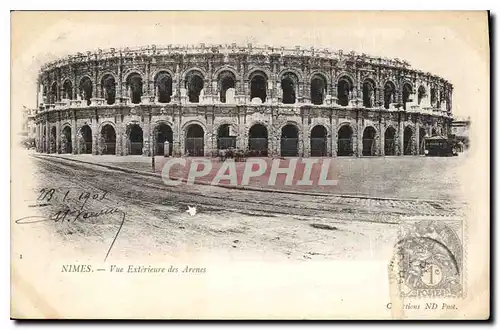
[37,188,108,209]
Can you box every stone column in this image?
[116,114,123,155]
[173,106,182,156]
[271,125,279,157]
[243,80,249,103]
[398,115,404,156]
[45,122,50,153]
[91,116,98,155]
[143,115,151,156]
[416,121,421,155]
[378,86,385,108]
[71,113,77,154]
[301,82,309,104]
[154,85,159,103]
[206,111,214,156]
[356,111,362,157]
[122,122,129,156]
[332,112,338,157]
[302,110,310,157]
[237,112,246,150]
[355,70,362,103]
[379,117,385,156]
[35,123,40,152]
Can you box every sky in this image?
[11,11,489,126]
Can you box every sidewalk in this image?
[38,153,465,201]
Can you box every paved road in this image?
[15,154,466,263]
[34,154,465,219]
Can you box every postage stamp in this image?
[391,217,464,298]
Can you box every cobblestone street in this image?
[50,153,468,201]
[12,151,467,266]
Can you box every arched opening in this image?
[337,125,353,156]
[310,125,327,157]
[217,124,236,150]
[79,125,92,154]
[79,77,93,106]
[362,126,377,156]
[61,126,72,154]
[438,88,444,108]
[281,78,296,104]
[127,73,143,104]
[403,126,413,155]
[402,83,412,110]
[50,82,58,104]
[100,124,116,155]
[419,127,427,154]
[42,85,48,105]
[101,75,116,105]
[281,72,298,104]
[155,71,172,103]
[127,124,143,155]
[50,127,57,153]
[310,74,327,105]
[248,124,268,156]
[62,80,72,100]
[384,127,396,156]
[281,124,299,157]
[363,80,375,108]
[418,86,426,105]
[432,128,437,136]
[186,71,204,103]
[185,124,204,156]
[154,123,173,156]
[219,71,236,103]
[430,88,437,107]
[384,82,396,109]
[337,77,351,106]
[250,72,267,103]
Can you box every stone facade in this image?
[32,44,453,157]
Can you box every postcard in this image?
[10,11,490,319]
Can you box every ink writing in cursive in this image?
[15,206,120,224]
[15,206,126,262]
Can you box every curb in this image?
[33,153,454,203]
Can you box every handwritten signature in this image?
[16,188,125,262]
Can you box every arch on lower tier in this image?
[337,123,354,156]
[61,125,72,154]
[184,123,205,156]
[419,126,427,154]
[384,126,397,156]
[247,122,270,157]
[126,123,144,155]
[153,121,174,156]
[362,126,377,156]
[100,123,117,155]
[280,122,300,157]
[77,124,93,154]
[310,124,328,157]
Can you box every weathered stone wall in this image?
[34,103,452,157]
[33,44,453,157]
